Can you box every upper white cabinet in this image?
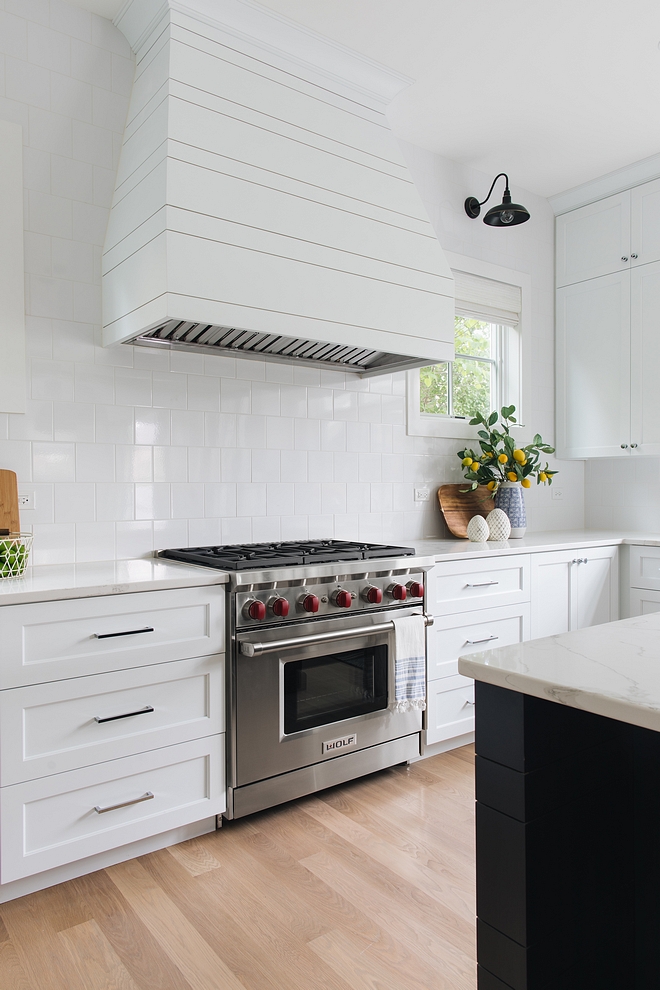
[556,176,660,458]
[556,271,631,458]
[556,178,660,288]
[556,192,630,287]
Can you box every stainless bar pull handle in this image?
[238,613,434,658]
[93,626,154,640]
[463,700,476,708]
[94,791,154,814]
[465,581,499,588]
[465,635,499,645]
[94,705,155,724]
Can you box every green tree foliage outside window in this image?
[420,317,496,420]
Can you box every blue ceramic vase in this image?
[494,481,527,538]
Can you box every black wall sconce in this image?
[464,173,530,226]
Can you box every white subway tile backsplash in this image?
[188,446,220,483]
[33,440,75,481]
[9,400,53,441]
[135,407,170,446]
[135,483,170,520]
[54,481,94,522]
[75,520,114,561]
[171,482,204,519]
[95,481,133,520]
[153,446,187,483]
[236,482,267,517]
[75,441,113,481]
[115,444,152,482]
[114,368,152,406]
[53,399,94,441]
[171,409,204,448]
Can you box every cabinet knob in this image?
[631,443,638,448]
[621,256,629,262]
[621,443,629,449]
[631,253,638,259]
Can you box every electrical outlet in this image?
[414,488,430,502]
[551,488,564,501]
[18,492,35,510]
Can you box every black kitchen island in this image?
[459,613,660,989]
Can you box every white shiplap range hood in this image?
[103,0,455,377]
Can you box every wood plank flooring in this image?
[0,745,476,990]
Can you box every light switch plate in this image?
[414,488,430,502]
[551,488,564,500]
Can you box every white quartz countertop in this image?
[0,558,228,606]
[458,611,660,732]
[414,530,660,562]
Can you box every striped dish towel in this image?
[389,614,426,713]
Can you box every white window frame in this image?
[406,253,531,442]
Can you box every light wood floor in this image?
[0,745,476,990]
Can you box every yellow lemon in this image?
[513,449,526,463]
[487,480,497,491]
[521,477,531,489]
[470,463,479,472]
[507,471,518,482]
[539,471,547,482]
[462,456,473,467]
[498,453,508,464]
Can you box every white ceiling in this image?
[73,0,660,197]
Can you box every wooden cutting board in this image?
[437,483,494,539]
[0,470,20,535]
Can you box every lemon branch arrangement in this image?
[457,405,558,493]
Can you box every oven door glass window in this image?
[283,645,388,734]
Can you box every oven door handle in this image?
[237,614,434,657]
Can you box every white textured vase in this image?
[493,482,527,538]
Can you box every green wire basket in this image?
[0,533,33,579]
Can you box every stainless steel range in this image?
[160,541,435,819]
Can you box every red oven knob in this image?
[388,583,407,601]
[407,581,424,599]
[333,589,352,608]
[270,597,289,617]
[245,599,266,621]
[363,585,383,604]
[300,594,319,613]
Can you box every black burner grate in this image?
[160,539,416,570]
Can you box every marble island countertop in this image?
[458,611,660,732]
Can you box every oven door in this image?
[233,607,425,787]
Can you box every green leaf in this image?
[488,411,498,426]
[477,430,490,440]
[533,433,542,445]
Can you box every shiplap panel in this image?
[166,99,427,221]
[169,38,403,168]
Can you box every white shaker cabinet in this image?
[530,546,618,639]
[556,176,660,459]
[556,192,630,287]
[556,271,630,459]
[555,178,660,288]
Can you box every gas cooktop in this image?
[159,539,416,571]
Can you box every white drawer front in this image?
[0,654,225,785]
[629,545,660,591]
[0,587,224,688]
[0,734,225,882]
[428,604,529,681]
[629,588,660,616]
[428,556,530,615]
[425,676,475,746]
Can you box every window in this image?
[407,254,530,441]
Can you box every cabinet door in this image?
[556,272,631,458]
[630,177,660,267]
[575,548,618,629]
[556,192,630,287]
[425,675,474,746]
[630,261,660,454]
[530,550,575,639]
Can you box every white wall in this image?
[0,0,584,565]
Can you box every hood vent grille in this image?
[135,320,403,374]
